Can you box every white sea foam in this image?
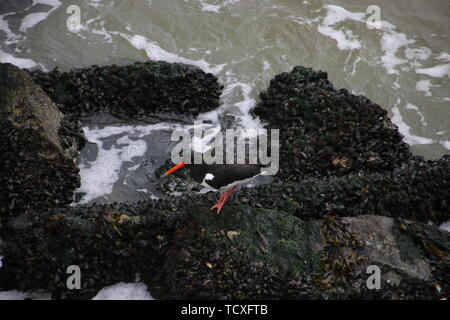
[118,32,226,75]
[127,163,141,171]
[196,0,242,14]
[317,5,420,76]
[318,25,361,50]
[90,20,113,43]
[19,0,62,32]
[321,5,365,26]
[232,83,260,130]
[317,5,365,51]
[415,80,434,96]
[405,103,427,126]
[196,79,262,137]
[437,53,450,61]
[440,141,450,150]
[73,123,189,205]
[0,14,19,44]
[200,2,221,13]
[415,52,450,78]
[391,101,434,145]
[416,64,450,78]
[405,47,432,64]
[92,282,154,300]
[0,49,38,69]
[89,0,103,9]
[20,12,53,33]
[380,32,415,75]
[76,136,146,204]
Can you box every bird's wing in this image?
[205,164,262,189]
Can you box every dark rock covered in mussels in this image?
[0,63,84,217]
[1,189,449,299]
[254,66,412,181]
[29,61,222,118]
[235,155,450,224]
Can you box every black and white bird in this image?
[165,161,266,214]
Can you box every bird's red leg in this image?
[210,186,237,214]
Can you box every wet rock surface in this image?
[29,61,222,119]
[0,63,449,299]
[1,196,448,299]
[234,156,450,225]
[0,63,84,217]
[254,66,412,181]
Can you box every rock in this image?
[236,156,450,224]
[343,215,431,280]
[0,200,448,299]
[0,201,185,298]
[254,66,412,181]
[29,62,222,119]
[315,214,449,299]
[0,63,84,217]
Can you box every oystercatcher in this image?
[165,161,266,214]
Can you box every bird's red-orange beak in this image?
[164,161,185,175]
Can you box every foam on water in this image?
[19,0,62,33]
[380,32,415,75]
[440,141,450,151]
[415,80,434,97]
[75,133,146,205]
[0,0,60,68]
[262,61,271,71]
[314,4,448,84]
[90,20,114,43]
[405,103,427,127]
[316,5,419,77]
[317,5,365,51]
[73,123,191,205]
[197,0,240,13]
[0,49,37,69]
[117,32,226,75]
[391,100,434,146]
[89,0,102,9]
[311,4,449,153]
[0,14,18,44]
[416,53,450,79]
[92,282,154,300]
[199,2,221,13]
[405,47,432,64]
[416,63,450,79]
